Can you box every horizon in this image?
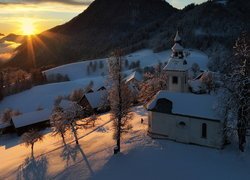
[0,0,207,36]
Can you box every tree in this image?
[139,64,168,104]
[50,108,68,145]
[1,108,22,124]
[21,129,43,157]
[108,49,133,154]
[201,71,214,93]
[56,102,96,145]
[222,32,250,152]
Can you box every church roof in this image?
[147,91,221,121]
[163,57,188,71]
[172,43,184,52]
[174,31,181,42]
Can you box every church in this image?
[147,32,225,149]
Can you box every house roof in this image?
[124,71,143,84]
[85,90,108,109]
[0,122,11,129]
[12,109,51,128]
[163,58,189,71]
[147,91,221,121]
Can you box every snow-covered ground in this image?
[0,49,208,114]
[1,106,250,180]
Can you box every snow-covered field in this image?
[0,49,208,114]
[1,106,250,180]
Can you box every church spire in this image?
[172,31,184,58]
[174,30,181,44]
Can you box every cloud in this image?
[0,0,93,6]
[0,41,21,62]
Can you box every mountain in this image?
[4,0,177,69]
[4,0,250,70]
[0,34,27,43]
[0,33,4,37]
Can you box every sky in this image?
[0,0,207,36]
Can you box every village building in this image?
[147,91,225,149]
[11,109,51,135]
[78,90,109,113]
[163,31,193,93]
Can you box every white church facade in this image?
[147,32,225,149]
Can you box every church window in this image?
[172,76,178,84]
[202,123,207,138]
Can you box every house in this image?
[11,109,51,135]
[147,91,225,149]
[78,90,109,113]
[124,71,143,102]
[163,31,189,93]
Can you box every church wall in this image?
[148,111,224,149]
[166,71,189,93]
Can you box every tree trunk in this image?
[116,56,122,154]
[31,143,34,158]
[61,133,66,145]
[71,123,79,145]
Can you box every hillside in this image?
[5,0,177,70]
[3,0,250,70]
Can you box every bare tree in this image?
[57,102,96,145]
[21,129,43,157]
[108,49,133,154]
[50,108,68,145]
[222,32,250,152]
[1,108,22,124]
[139,65,168,104]
[201,71,214,94]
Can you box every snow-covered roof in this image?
[174,31,181,42]
[163,58,189,71]
[147,91,221,121]
[124,71,143,84]
[85,90,108,109]
[188,79,205,93]
[172,43,184,52]
[12,109,51,128]
[0,122,11,129]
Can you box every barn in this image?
[11,109,51,135]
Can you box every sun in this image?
[22,19,36,35]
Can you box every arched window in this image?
[202,123,207,138]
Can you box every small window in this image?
[172,76,178,84]
[179,121,186,126]
[202,123,207,138]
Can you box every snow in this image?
[59,100,75,110]
[12,109,51,128]
[172,43,184,52]
[188,79,205,93]
[0,49,208,116]
[147,91,221,121]
[1,106,250,180]
[164,57,188,71]
[124,71,143,83]
[84,90,108,109]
